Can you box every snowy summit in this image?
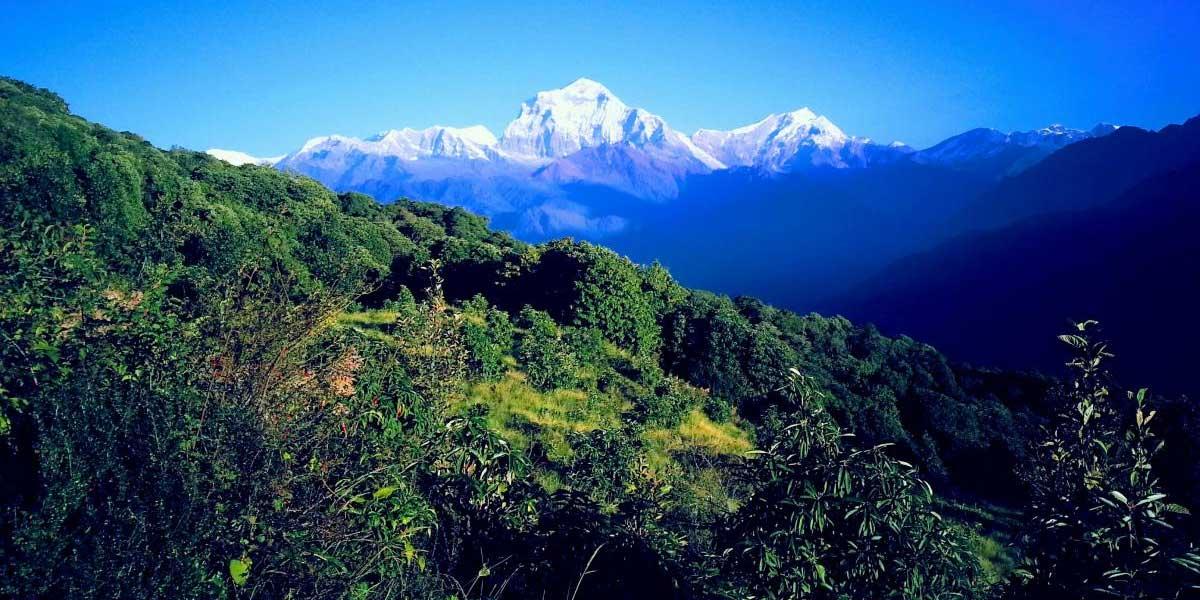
[206,149,284,167]
[692,108,889,171]
[500,77,724,169]
[207,77,1119,237]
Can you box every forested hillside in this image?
[2,77,1198,599]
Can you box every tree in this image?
[515,306,577,390]
[1011,322,1200,600]
[521,241,661,355]
[715,370,985,599]
[461,295,513,381]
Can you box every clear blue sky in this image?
[2,0,1198,155]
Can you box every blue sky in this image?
[2,0,1198,155]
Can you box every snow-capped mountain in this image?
[912,123,1120,176]
[499,78,724,197]
[215,77,1118,238]
[692,108,910,172]
[281,124,506,166]
[244,79,911,206]
[266,78,733,220]
[273,125,537,217]
[501,78,723,169]
[274,126,523,193]
[206,149,285,166]
[365,126,502,161]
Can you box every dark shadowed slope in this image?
[955,116,1200,231]
[831,162,1200,395]
[602,163,993,308]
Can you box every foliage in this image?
[712,371,986,599]
[514,306,579,391]
[1,76,1196,600]
[1010,322,1200,599]
[518,240,663,355]
[460,294,513,381]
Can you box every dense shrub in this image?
[514,306,578,390]
[712,372,986,599]
[517,240,662,355]
[461,295,513,380]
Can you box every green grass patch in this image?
[648,409,753,457]
[338,310,400,328]
[644,409,753,478]
[457,371,628,462]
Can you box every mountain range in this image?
[828,116,1200,394]
[208,78,1199,390]
[209,77,1116,238]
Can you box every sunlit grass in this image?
[457,371,628,462]
[335,312,754,496]
[643,409,753,482]
[970,533,1016,586]
[535,469,563,494]
[338,310,400,327]
[676,466,742,516]
[648,409,753,457]
[334,310,403,344]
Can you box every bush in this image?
[714,371,986,599]
[462,295,513,380]
[636,376,706,428]
[1010,322,1200,599]
[515,306,577,391]
[518,240,661,355]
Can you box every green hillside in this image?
[1,77,1196,599]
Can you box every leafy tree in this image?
[520,240,661,355]
[461,295,513,380]
[635,376,706,428]
[515,306,577,390]
[564,326,606,369]
[567,427,647,508]
[1011,322,1200,599]
[715,370,986,599]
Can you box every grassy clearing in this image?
[647,409,753,457]
[338,310,400,328]
[935,498,1023,583]
[336,309,754,498]
[458,371,628,461]
[643,409,754,481]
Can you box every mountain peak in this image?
[913,121,1124,176]
[287,124,501,163]
[369,125,497,145]
[1089,122,1120,137]
[690,107,887,171]
[558,77,613,97]
[780,107,819,122]
[206,148,285,167]
[500,77,718,168]
[527,78,621,110]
